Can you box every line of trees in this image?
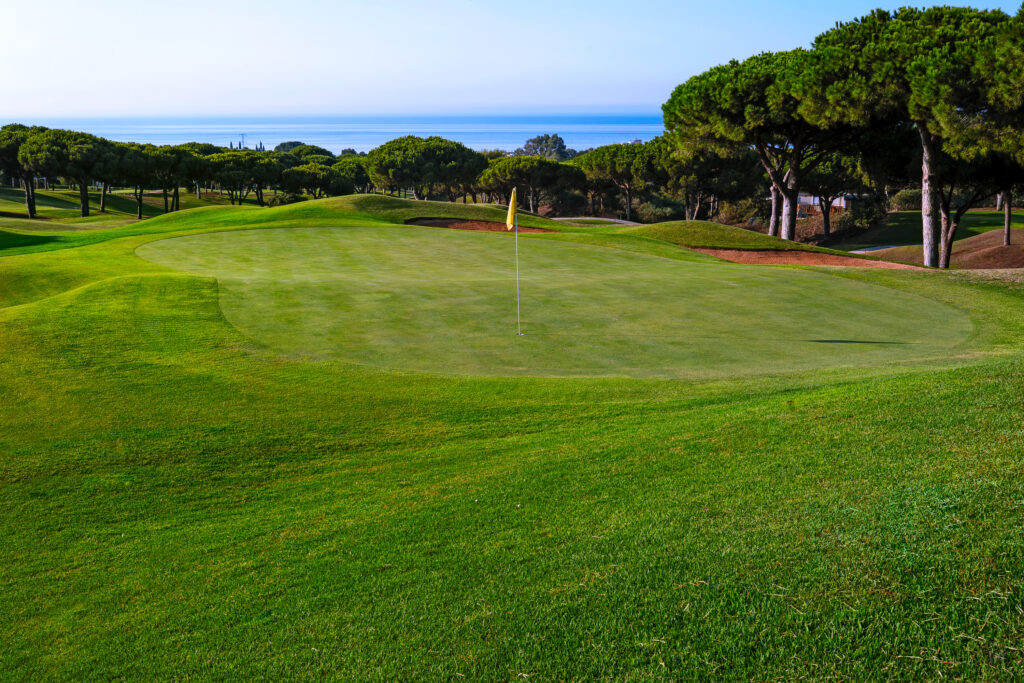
[4,125,740,224]
[0,116,925,243]
[664,6,1024,268]
[0,125,373,219]
[0,117,924,239]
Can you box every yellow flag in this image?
[506,187,517,231]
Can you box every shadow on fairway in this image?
[808,339,913,345]
[0,230,59,251]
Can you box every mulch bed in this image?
[406,218,554,233]
[694,248,924,270]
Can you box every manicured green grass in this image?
[2,195,1024,679]
[558,218,627,226]
[0,194,560,259]
[0,187,280,235]
[0,186,81,210]
[138,226,970,379]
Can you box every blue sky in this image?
[5,0,1020,117]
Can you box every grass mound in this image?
[838,209,1024,250]
[0,194,563,258]
[623,220,850,253]
[873,228,1024,269]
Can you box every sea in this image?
[19,115,664,154]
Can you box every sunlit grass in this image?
[2,195,1024,679]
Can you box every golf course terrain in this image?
[2,195,1024,679]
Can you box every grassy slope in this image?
[836,209,1024,250]
[622,220,901,264]
[0,186,274,224]
[871,228,1024,268]
[0,194,561,258]
[2,197,1024,678]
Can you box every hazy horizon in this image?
[6,0,1019,119]
[3,114,665,153]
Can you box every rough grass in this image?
[2,195,1024,679]
[622,220,884,260]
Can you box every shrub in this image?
[833,198,888,234]
[634,196,687,224]
[717,199,760,225]
[890,188,922,211]
[547,190,587,217]
[268,191,305,207]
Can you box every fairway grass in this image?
[3,196,1024,679]
[138,226,971,378]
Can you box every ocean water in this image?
[21,115,664,154]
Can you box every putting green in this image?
[137,226,972,378]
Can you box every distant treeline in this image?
[0,122,772,226]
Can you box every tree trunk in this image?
[919,126,941,268]
[780,188,798,241]
[1003,188,1012,246]
[937,195,965,270]
[623,185,631,222]
[23,175,36,218]
[819,196,831,236]
[939,213,957,269]
[79,181,90,217]
[135,186,143,219]
[196,182,202,200]
[99,182,108,212]
[688,191,703,221]
[163,187,169,213]
[768,187,780,237]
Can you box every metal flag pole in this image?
[514,211,522,336]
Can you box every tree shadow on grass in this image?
[808,339,913,345]
[0,230,59,251]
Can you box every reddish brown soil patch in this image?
[407,218,554,233]
[694,248,924,270]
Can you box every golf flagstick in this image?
[515,211,522,336]
[507,187,522,335]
